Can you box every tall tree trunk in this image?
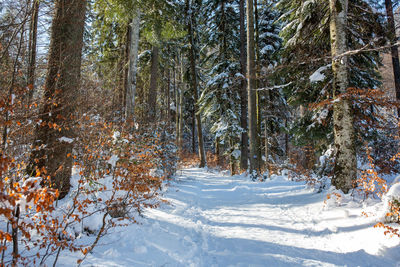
[186,0,206,167]
[247,0,260,174]
[254,0,263,170]
[28,0,87,199]
[27,0,39,104]
[148,44,159,121]
[125,11,140,122]
[329,0,356,194]
[239,0,248,171]
[121,24,130,116]
[230,138,236,175]
[385,0,400,116]
[167,68,171,121]
[178,54,184,151]
[216,137,221,166]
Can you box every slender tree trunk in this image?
[115,28,125,114]
[121,24,130,115]
[192,111,196,153]
[285,118,289,160]
[230,138,236,175]
[178,54,184,151]
[28,0,87,199]
[254,0,263,170]
[178,87,184,150]
[385,0,400,116]
[12,205,20,264]
[264,119,269,170]
[329,0,356,194]
[186,0,206,167]
[27,0,39,104]
[216,136,222,166]
[247,0,260,174]
[239,0,248,171]
[125,11,140,122]
[148,44,159,122]
[167,68,171,121]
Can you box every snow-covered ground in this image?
[56,168,400,266]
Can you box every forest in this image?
[1,0,400,266]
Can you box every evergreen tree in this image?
[277,0,385,152]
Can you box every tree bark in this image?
[254,0,263,170]
[148,44,159,121]
[384,0,400,116]
[178,54,184,151]
[239,0,248,171]
[28,0,87,199]
[329,0,357,194]
[27,0,39,104]
[125,11,140,122]
[186,0,206,167]
[246,0,260,174]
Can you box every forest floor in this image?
[57,168,400,266]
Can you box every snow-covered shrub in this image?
[0,113,173,266]
[383,183,400,223]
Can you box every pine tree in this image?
[278,0,385,155]
[199,0,242,173]
[186,0,206,167]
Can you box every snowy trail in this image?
[59,168,400,266]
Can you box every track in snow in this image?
[58,168,400,266]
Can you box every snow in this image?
[309,64,331,83]
[58,136,74,143]
[53,168,400,266]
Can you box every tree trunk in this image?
[167,68,171,121]
[239,0,248,171]
[254,0,263,171]
[148,44,159,121]
[230,138,236,175]
[186,0,206,167]
[385,0,400,116]
[247,0,260,174]
[28,0,87,199]
[121,25,130,115]
[27,0,39,104]
[329,0,356,194]
[178,54,184,151]
[125,11,140,122]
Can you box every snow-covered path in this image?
[60,168,400,266]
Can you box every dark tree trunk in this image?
[122,24,130,115]
[28,0,87,199]
[239,0,248,171]
[186,0,206,167]
[247,0,260,174]
[148,45,159,121]
[27,0,39,104]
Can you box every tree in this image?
[384,0,400,116]
[247,0,260,174]
[278,0,385,169]
[329,0,356,193]
[199,0,242,174]
[185,0,206,167]
[125,10,140,122]
[239,0,248,170]
[27,0,39,104]
[28,0,87,199]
